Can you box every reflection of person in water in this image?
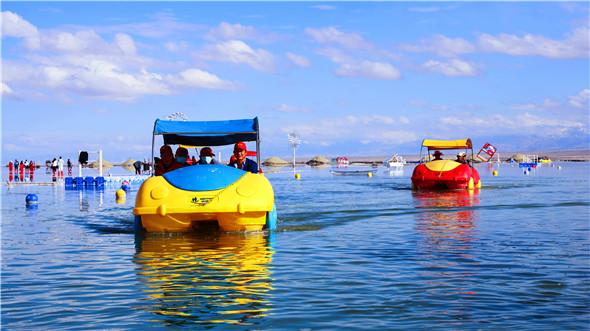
[133,232,273,327]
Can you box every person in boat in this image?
[228,142,258,173]
[433,150,443,161]
[174,146,191,167]
[155,145,183,176]
[456,152,468,164]
[197,147,219,165]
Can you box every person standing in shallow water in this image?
[57,156,64,178]
[67,158,72,176]
[133,160,142,175]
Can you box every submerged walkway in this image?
[4,181,63,186]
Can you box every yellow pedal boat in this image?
[133,118,277,233]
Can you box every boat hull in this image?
[133,165,275,232]
[411,160,481,190]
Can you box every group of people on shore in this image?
[155,141,258,176]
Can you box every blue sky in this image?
[2,2,589,163]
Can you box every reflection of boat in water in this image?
[413,190,480,242]
[412,190,480,296]
[384,154,406,168]
[385,168,404,177]
[134,232,273,327]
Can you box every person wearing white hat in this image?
[456,152,467,164]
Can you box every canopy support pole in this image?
[151,121,157,176]
[256,129,261,168]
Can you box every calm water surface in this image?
[2,163,589,330]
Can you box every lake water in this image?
[2,163,589,330]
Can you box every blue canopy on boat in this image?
[153,118,259,146]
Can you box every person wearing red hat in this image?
[197,147,219,165]
[228,142,258,173]
[433,150,443,161]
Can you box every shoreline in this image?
[4,149,588,167]
[281,149,590,165]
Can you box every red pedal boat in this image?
[411,139,482,190]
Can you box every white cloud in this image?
[43,66,70,87]
[311,5,336,11]
[1,12,237,101]
[5,59,169,101]
[517,112,585,132]
[568,89,590,109]
[205,22,279,43]
[441,112,587,136]
[478,26,589,59]
[353,115,399,125]
[276,103,311,113]
[164,41,189,53]
[1,82,13,95]
[336,61,401,80]
[401,26,589,60]
[207,22,257,40]
[281,114,414,145]
[39,30,142,58]
[16,61,236,100]
[94,12,204,39]
[410,100,450,112]
[286,52,310,67]
[58,61,169,100]
[366,130,418,144]
[199,40,275,72]
[114,33,137,55]
[1,11,40,49]
[423,58,477,76]
[170,68,236,89]
[316,48,401,80]
[400,34,475,57]
[512,98,560,111]
[305,26,372,49]
[316,47,353,64]
[44,30,103,52]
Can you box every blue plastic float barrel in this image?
[121,180,131,192]
[25,194,38,209]
[75,177,84,188]
[95,176,105,188]
[84,176,94,187]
